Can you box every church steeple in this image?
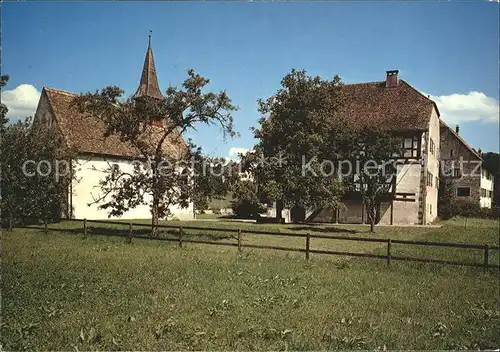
[134,32,164,100]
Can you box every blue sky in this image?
[2,1,499,157]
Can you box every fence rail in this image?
[21,218,500,270]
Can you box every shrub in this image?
[453,202,499,219]
[211,206,221,215]
[231,180,265,219]
[477,206,500,219]
[232,199,265,219]
[455,200,481,218]
[438,176,457,220]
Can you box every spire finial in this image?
[148,30,152,47]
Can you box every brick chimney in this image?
[455,125,460,134]
[385,70,399,88]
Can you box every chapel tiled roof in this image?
[42,87,186,159]
[337,80,438,132]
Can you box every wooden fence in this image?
[30,218,500,270]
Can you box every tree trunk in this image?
[275,199,283,223]
[151,163,160,238]
[151,195,159,238]
[8,211,13,231]
[367,203,376,233]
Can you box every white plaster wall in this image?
[390,162,422,225]
[479,166,493,208]
[72,156,194,220]
[425,108,440,223]
[338,202,363,224]
[480,173,493,191]
[267,204,291,223]
[377,202,392,225]
[480,197,492,208]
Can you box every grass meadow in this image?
[1,218,499,350]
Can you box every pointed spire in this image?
[134,31,164,100]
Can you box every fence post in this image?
[44,217,48,235]
[483,244,489,270]
[305,233,310,260]
[179,225,183,248]
[387,239,392,266]
[127,223,133,244]
[83,218,87,239]
[237,229,242,253]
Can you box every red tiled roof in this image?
[43,87,186,159]
[337,80,438,132]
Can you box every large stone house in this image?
[279,70,442,225]
[439,121,494,208]
[33,37,195,220]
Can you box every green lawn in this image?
[2,219,499,350]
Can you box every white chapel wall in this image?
[72,156,194,220]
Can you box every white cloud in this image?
[228,147,249,161]
[423,91,499,125]
[1,84,41,122]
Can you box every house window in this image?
[450,149,454,158]
[354,182,368,192]
[427,171,433,187]
[452,168,461,178]
[402,136,420,158]
[456,187,471,197]
[481,189,492,198]
[430,138,435,155]
[430,204,432,215]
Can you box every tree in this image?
[346,129,402,232]
[231,179,265,218]
[0,74,10,130]
[246,69,403,231]
[244,69,348,219]
[189,145,239,215]
[437,172,457,220]
[1,120,73,226]
[73,69,237,236]
[1,76,74,227]
[1,76,70,226]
